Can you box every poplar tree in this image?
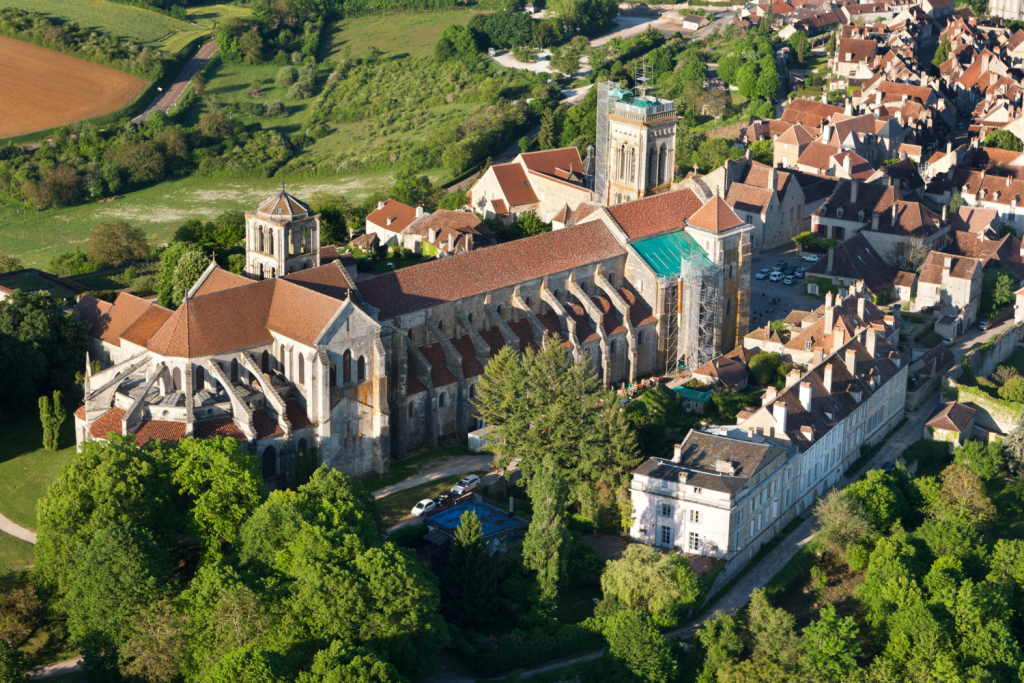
[522,460,570,606]
[38,390,65,451]
[443,510,498,625]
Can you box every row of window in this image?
[251,225,315,257]
[406,383,478,418]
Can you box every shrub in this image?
[287,81,313,100]
[263,100,286,117]
[387,524,428,549]
[1000,376,1024,404]
[846,542,870,572]
[132,276,156,297]
[276,66,297,85]
[748,352,782,386]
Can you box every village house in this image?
[914,251,983,330]
[468,147,593,224]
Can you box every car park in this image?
[784,266,796,276]
[783,275,795,285]
[433,491,455,507]
[755,268,770,280]
[774,260,787,270]
[412,499,436,516]
[801,254,819,262]
[769,271,784,282]
[451,474,481,495]
[794,267,805,278]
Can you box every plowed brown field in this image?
[0,36,149,138]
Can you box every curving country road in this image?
[132,41,218,123]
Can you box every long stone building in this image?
[75,186,752,486]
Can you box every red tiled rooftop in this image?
[286,399,313,430]
[608,189,704,240]
[687,196,744,232]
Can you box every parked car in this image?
[755,268,770,280]
[433,491,455,507]
[784,266,796,276]
[794,267,806,278]
[769,271,784,282]
[881,461,896,472]
[783,275,795,285]
[801,254,819,262]
[774,260,787,270]
[978,319,990,331]
[451,474,481,495]
[411,499,436,516]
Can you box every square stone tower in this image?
[245,184,322,279]
[595,80,677,206]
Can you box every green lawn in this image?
[0,174,401,269]
[0,276,51,291]
[186,2,253,29]
[0,534,34,574]
[0,409,79,531]
[67,263,159,291]
[3,0,210,51]
[378,470,489,528]
[323,11,478,60]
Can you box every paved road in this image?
[30,657,83,681]
[372,455,494,500]
[426,393,940,682]
[132,41,217,124]
[0,512,35,544]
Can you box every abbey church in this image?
[75,177,753,486]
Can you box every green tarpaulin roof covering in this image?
[672,386,711,401]
[631,230,714,278]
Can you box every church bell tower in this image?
[244,184,322,279]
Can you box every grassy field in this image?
[0,534,34,574]
[323,11,478,60]
[0,173,421,269]
[2,0,210,52]
[0,408,78,531]
[186,2,253,29]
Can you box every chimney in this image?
[825,291,835,328]
[845,348,858,376]
[851,178,860,203]
[387,216,394,226]
[448,232,455,252]
[467,233,474,251]
[947,141,952,153]
[378,200,386,210]
[899,150,907,161]
[896,111,902,127]
[762,385,778,406]
[824,363,834,394]
[428,227,437,243]
[799,381,813,412]
[892,202,898,223]
[942,205,948,223]
[857,296,866,320]
[867,329,877,357]
[834,325,845,347]
[823,125,832,144]
[871,211,880,231]
[773,400,788,435]
[800,425,815,442]
[416,205,424,218]
[827,246,835,273]
[787,368,802,388]
[876,90,883,105]
[844,154,852,176]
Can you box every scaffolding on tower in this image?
[661,253,721,376]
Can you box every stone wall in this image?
[962,322,1024,379]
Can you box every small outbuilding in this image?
[925,401,977,446]
[691,355,750,391]
[672,385,712,414]
[423,498,527,555]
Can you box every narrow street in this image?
[132,41,218,123]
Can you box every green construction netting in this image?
[631,230,714,278]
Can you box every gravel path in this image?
[0,513,35,544]
[372,455,494,500]
[132,41,217,123]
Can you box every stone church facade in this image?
[74,185,752,484]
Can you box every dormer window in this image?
[837,207,845,218]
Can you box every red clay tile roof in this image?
[407,350,427,395]
[894,271,917,287]
[608,189,704,240]
[687,196,745,233]
[509,318,540,351]
[87,292,155,347]
[253,409,284,439]
[90,407,126,439]
[146,279,345,359]
[285,400,313,429]
[451,335,485,378]
[367,199,418,233]
[357,221,626,321]
[419,343,458,387]
[77,295,113,327]
[519,148,586,181]
[132,420,186,446]
[491,164,540,207]
[919,251,981,284]
[193,416,246,440]
[193,267,250,297]
[282,261,354,300]
[926,401,976,431]
[74,405,86,420]
[619,287,657,328]
[797,142,839,171]
[776,124,815,146]
[781,98,844,128]
[832,151,874,180]
[727,184,773,215]
[120,305,174,348]
[479,327,506,356]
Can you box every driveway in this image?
[372,455,493,499]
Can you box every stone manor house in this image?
[74,185,752,487]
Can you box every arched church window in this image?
[262,447,277,478]
[618,144,626,180]
[637,330,644,346]
[628,148,637,184]
[343,350,352,383]
[261,350,269,374]
[357,356,366,382]
[257,263,264,281]
[469,383,477,399]
[496,304,503,317]
[196,365,205,391]
[659,144,668,185]
[408,402,414,418]
[298,354,304,384]
[302,226,308,252]
[172,367,181,391]
[268,229,274,255]
[231,358,239,382]
[438,319,445,333]
[259,229,265,253]
[648,148,657,187]
[468,312,474,325]
[439,392,446,407]
[330,363,337,387]
[610,339,617,354]
[270,267,276,278]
